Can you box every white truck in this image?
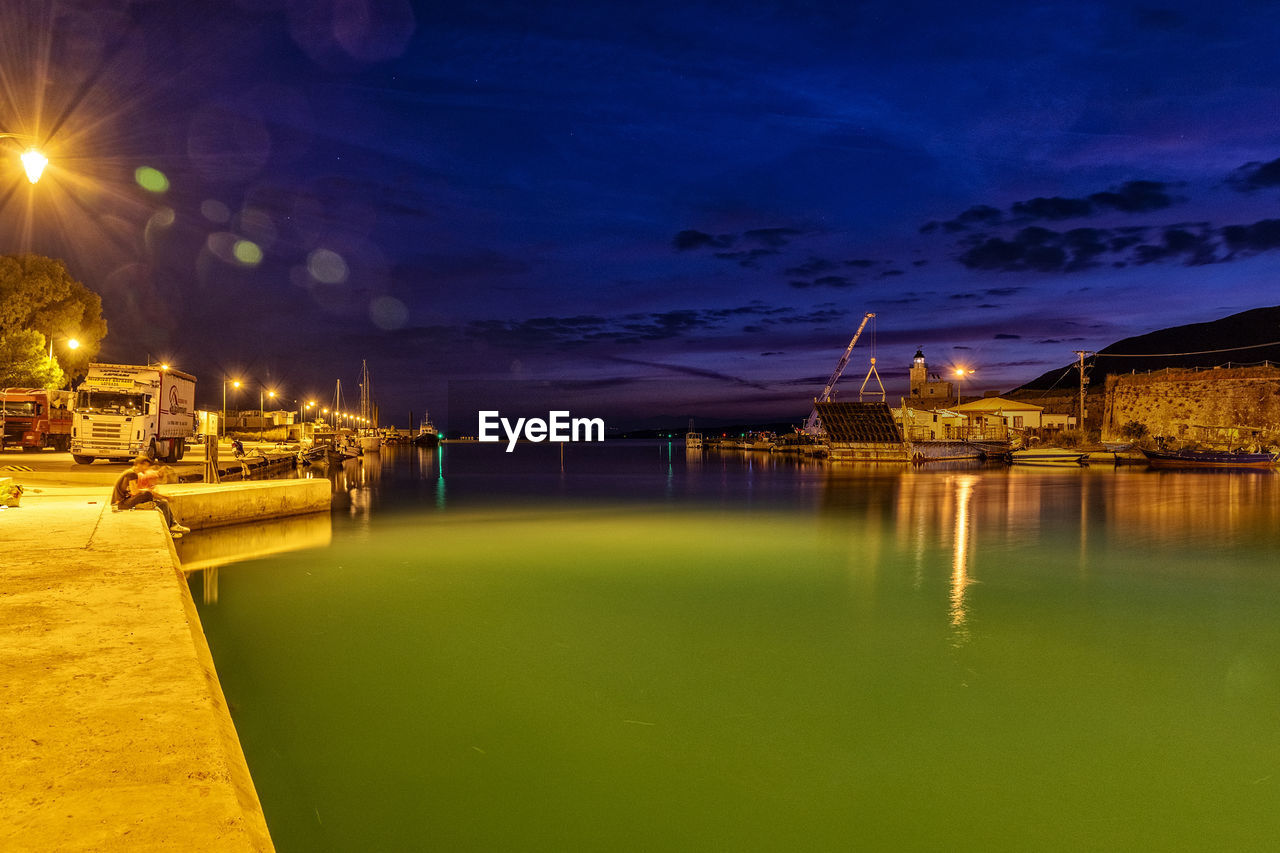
[71,363,197,464]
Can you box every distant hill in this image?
[1015,305,1280,392]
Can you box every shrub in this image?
[1119,420,1148,440]
[1056,429,1084,448]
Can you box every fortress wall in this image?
[1102,366,1280,442]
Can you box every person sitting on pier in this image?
[111,456,191,537]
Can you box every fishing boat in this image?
[412,410,440,447]
[1140,448,1277,469]
[1010,447,1088,466]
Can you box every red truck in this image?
[0,388,75,452]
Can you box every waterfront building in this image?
[892,406,966,440]
[950,396,1044,433]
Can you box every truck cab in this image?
[71,364,197,464]
[0,388,74,452]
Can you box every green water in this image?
[189,447,1280,851]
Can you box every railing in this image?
[901,423,1008,442]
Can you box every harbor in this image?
[7,1,1280,848]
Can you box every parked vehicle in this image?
[71,364,197,464]
[0,388,74,451]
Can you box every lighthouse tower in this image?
[907,348,956,407]
[909,348,928,397]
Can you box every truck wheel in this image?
[175,438,186,461]
[72,454,95,465]
[22,445,40,453]
[56,436,71,452]
[148,439,159,461]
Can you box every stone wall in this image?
[1102,366,1280,443]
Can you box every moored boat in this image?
[1011,448,1088,466]
[685,432,703,450]
[1140,448,1277,469]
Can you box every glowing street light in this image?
[1,133,49,184]
[20,148,48,183]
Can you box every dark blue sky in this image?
[5,0,1280,426]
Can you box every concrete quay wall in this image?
[1,492,273,851]
[156,480,331,530]
[1101,365,1280,443]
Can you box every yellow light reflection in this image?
[950,475,976,645]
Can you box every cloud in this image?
[673,226,802,256]
[713,248,778,267]
[1227,157,1280,192]
[784,257,841,276]
[1221,218,1280,253]
[788,275,855,289]
[673,229,733,250]
[927,180,1178,234]
[920,204,1002,234]
[845,258,877,268]
[606,356,773,390]
[466,302,848,348]
[955,221,1226,272]
[742,227,802,247]
[878,269,905,277]
[994,333,1021,339]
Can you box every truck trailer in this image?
[71,364,197,464]
[0,388,74,451]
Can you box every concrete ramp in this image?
[155,480,331,530]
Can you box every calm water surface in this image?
[185,443,1280,851]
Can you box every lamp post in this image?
[222,379,241,437]
[260,389,276,429]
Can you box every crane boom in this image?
[803,312,875,435]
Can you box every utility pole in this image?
[1073,350,1092,431]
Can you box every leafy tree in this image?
[0,253,107,386]
[0,328,65,388]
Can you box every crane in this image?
[802,311,875,436]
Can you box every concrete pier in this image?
[155,480,332,530]
[0,488,274,851]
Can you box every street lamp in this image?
[47,334,79,361]
[222,379,241,437]
[0,133,49,183]
[260,389,276,428]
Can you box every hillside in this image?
[1015,305,1280,392]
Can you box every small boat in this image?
[685,432,703,450]
[1140,448,1277,469]
[412,411,440,447]
[1010,448,1088,466]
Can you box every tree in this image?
[0,328,65,388]
[0,254,107,387]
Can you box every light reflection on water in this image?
[189,444,1280,852]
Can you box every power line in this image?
[1096,340,1280,358]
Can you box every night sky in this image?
[4,0,1280,427]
